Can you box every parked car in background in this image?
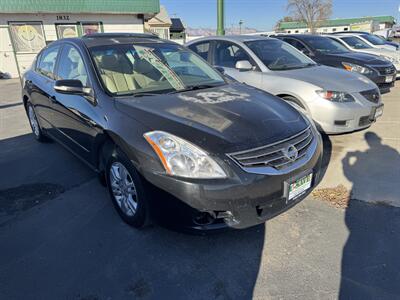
[22,33,323,231]
[373,34,399,49]
[333,31,399,51]
[187,35,384,134]
[373,28,396,40]
[274,34,396,94]
[329,34,400,78]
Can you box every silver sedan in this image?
[186,35,384,134]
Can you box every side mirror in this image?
[54,79,92,95]
[235,60,253,71]
[301,49,312,56]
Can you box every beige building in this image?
[145,6,172,40]
[0,0,159,78]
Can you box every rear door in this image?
[29,45,61,134]
[50,43,100,164]
[210,40,263,88]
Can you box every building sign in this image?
[56,15,70,21]
[9,22,46,53]
[57,24,78,39]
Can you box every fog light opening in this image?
[334,120,349,127]
[193,212,216,226]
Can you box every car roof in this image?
[332,31,369,35]
[51,33,173,48]
[329,33,362,38]
[187,34,274,44]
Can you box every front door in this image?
[212,40,263,88]
[50,44,100,164]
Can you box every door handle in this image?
[50,95,57,103]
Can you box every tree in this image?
[275,16,295,31]
[286,0,332,33]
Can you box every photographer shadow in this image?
[339,132,400,299]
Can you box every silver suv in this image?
[186,35,384,134]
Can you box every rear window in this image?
[361,34,386,45]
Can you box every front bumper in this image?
[142,132,323,230]
[309,94,384,134]
[367,73,396,94]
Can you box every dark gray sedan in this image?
[22,33,322,231]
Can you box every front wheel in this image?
[106,150,149,228]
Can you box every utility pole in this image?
[217,0,225,35]
[239,20,244,34]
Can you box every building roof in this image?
[147,5,171,26]
[279,16,396,30]
[0,0,159,14]
[170,18,185,32]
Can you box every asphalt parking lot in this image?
[0,79,399,300]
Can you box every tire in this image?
[105,149,149,228]
[26,102,50,142]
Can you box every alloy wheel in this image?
[109,162,138,216]
[28,105,40,137]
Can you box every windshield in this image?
[90,43,225,95]
[361,34,386,45]
[245,39,317,71]
[341,36,372,49]
[303,36,350,54]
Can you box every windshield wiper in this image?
[132,92,165,97]
[168,83,222,94]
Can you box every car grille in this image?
[374,65,396,76]
[228,126,313,171]
[360,88,381,104]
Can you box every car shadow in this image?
[339,132,400,299]
[319,133,332,183]
[0,132,265,299]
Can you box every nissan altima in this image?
[186,35,384,134]
[22,33,322,231]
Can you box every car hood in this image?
[324,51,390,65]
[274,65,376,92]
[115,83,308,154]
[362,48,400,58]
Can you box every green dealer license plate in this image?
[288,173,313,201]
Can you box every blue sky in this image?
[160,0,400,31]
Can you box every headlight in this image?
[144,131,227,178]
[316,90,355,103]
[342,62,373,75]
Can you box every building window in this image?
[344,27,349,31]
[81,22,102,35]
[150,28,169,39]
[56,24,79,39]
[9,22,46,53]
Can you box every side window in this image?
[188,42,210,60]
[214,41,251,68]
[37,46,60,79]
[284,38,307,52]
[57,45,89,87]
